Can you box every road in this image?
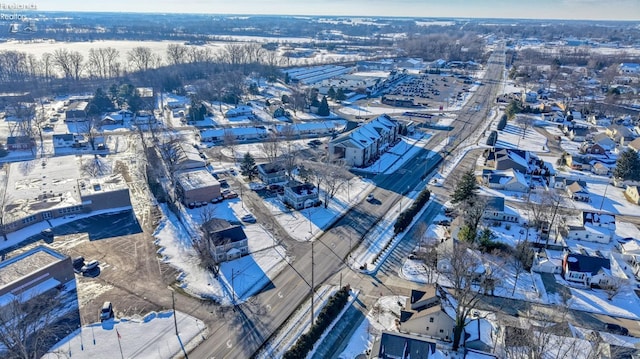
[190,47,507,358]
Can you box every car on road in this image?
[241,214,257,223]
[72,256,85,273]
[366,193,375,202]
[436,220,451,226]
[249,182,266,191]
[81,260,99,273]
[223,191,238,199]
[605,323,629,336]
[41,228,54,239]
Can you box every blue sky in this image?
[37,0,640,20]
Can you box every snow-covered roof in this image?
[176,169,219,191]
[0,246,67,288]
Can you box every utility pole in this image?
[231,268,235,306]
[172,291,178,336]
[311,241,314,328]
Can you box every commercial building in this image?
[175,169,221,205]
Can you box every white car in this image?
[81,260,99,272]
[366,193,375,202]
[241,214,257,223]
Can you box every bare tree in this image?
[0,289,72,359]
[222,129,238,164]
[511,240,534,296]
[158,132,183,175]
[87,47,120,79]
[81,154,112,177]
[441,241,485,351]
[127,46,159,72]
[516,115,535,139]
[603,277,627,301]
[317,163,351,208]
[259,132,280,163]
[166,44,189,65]
[77,116,103,151]
[278,125,298,179]
[40,52,54,82]
[192,234,221,278]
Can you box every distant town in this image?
[0,11,640,359]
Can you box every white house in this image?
[224,105,253,118]
[562,252,612,287]
[561,211,615,244]
[283,182,320,210]
[619,63,640,74]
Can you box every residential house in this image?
[563,154,591,171]
[552,175,568,189]
[464,319,495,353]
[283,182,319,210]
[522,91,538,103]
[6,135,35,150]
[566,181,590,202]
[619,63,640,74]
[591,162,610,176]
[481,169,529,193]
[224,105,253,118]
[561,211,615,243]
[328,114,399,167]
[275,120,344,137]
[579,142,607,155]
[627,137,640,152]
[257,162,287,185]
[199,127,268,142]
[532,250,563,274]
[592,133,617,151]
[606,124,636,145]
[174,144,206,171]
[567,127,590,142]
[203,219,249,262]
[482,196,519,223]
[369,331,437,359]
[64,101,88,121]
[483,148,530,173]
[625,185,640,205]
[399,286,455,342]
[562,252,612,287]
[587,114,612,127]
[52,134,87,149]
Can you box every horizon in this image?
[35,0,640,21]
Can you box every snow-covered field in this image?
[43,310,205,359]
[358,133,433,174]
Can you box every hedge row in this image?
[497,114,508,130]
[283,286,351,359]
[394,188,431,234]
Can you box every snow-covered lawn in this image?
[261,177,372,242]
[154,205,288,304]
[566,284,640,320]
[565,181,640,216]
[43,310,205,359]
[491,121,549,152]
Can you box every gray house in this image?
[204,219,249,262]
[257,162,287,185]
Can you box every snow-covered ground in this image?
[154,205,287,304]
[43,310,206,359]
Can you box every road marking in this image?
[226,340,232,348]
[266,304,272,312]
[277,291,283,298]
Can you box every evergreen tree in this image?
[335,88,347,102]
[88,88,113,115]
[240,152,258,180]
[613,148,640,181]
[327,86,336,99]
[317,96,330,116]
[189,98,205,122]
[497,114,508,130]
[451,169,479,204]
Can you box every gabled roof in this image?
[483,196,505,212]
[564,253,610,274]
[567,181,587,194]
[628,137,640,151]
[208,225,247,246]
[374,331,436,359]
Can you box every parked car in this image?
[81,260,99,273]
[605,323,629,336]
[249,182,266,191]
[436,220,451,226]
[241,214,257,223]
[211,197,223,204]
[72,256,85,272]
[100,301,114,322]
[223,191,238,199]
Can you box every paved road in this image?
[190,48,507,358]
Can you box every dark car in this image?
[605,323,629,336]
